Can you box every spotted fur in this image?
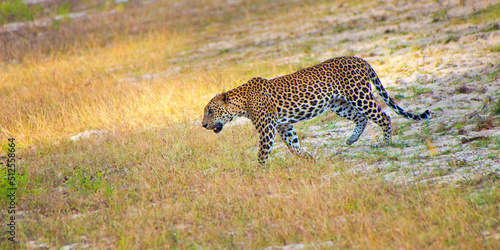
[202,56,431,165]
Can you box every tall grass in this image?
[0,29,306,146]
[0,0,39,24]
[0,0,324,146]
[10,124,500,248]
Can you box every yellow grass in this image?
[11,124,500,248]
[1,32,183,142]
[0,30,302,146]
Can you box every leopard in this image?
[202,56,431,165]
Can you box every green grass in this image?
[411,87,433,96]
[56,2,71,18]
[467,3,500,24]
[489,45,500,53]
[0,0,40,24]
[431,9,448,23]
[441,35,460,44]
[491,98,500,116]
[482,23,500,33]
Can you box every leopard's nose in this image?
[202,123,208,129]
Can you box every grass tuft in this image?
[467,3,500,24]
[0,0,39,24]
[491,98,500,116]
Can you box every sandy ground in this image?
[138,0,500,184]
[204,0,500,184]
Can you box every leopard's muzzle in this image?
[202,122,224,134]
[213,122,223,134]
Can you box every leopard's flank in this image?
[202,56,431,165]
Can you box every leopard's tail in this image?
[367,64,431,121]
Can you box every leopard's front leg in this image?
[278,124,314,161]
[257,122,277,165]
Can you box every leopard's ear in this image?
[217,92,228,105]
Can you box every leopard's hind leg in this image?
[330,97,368,145]
[347,92,392,144]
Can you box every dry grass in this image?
[1,0,500,248]
[0,29,303,146]
[1,31,196,144]
[0,0,321,146]
[13,124,500,248]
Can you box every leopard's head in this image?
[202,92,235,134]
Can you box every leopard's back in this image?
[265,56,375,123]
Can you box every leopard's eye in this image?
[208,109,213,114]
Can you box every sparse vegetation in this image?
[442,35,459,44]
[0,0,40,24]
[482,23,500,33]
[14,134,500,248]
[467,3,500,24]
[411,86,433,96]
[491,98,500,116]
[489,45,500,53]
[455,84,474,94]
[1,0,500,248]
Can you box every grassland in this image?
[1,0,500,248]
